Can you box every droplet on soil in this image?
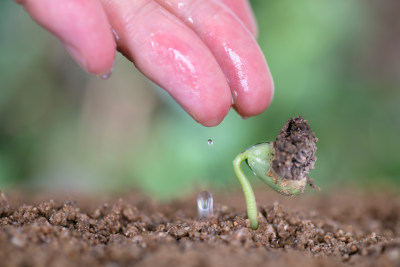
[207,139,213,146]
[197,191,213,219]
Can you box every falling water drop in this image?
[207,139,213,146]
[197,191,213,219]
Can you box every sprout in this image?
[233,117,319,230]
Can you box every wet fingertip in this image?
[232,98,266,119]
[64,43,115,79]
[202,118,223,127]
[188,111,225,127]
[232,104,250,120]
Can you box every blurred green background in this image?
[1,0,399,198]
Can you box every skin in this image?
[16,0,274,126]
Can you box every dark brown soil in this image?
[273,116,318,180]
[1,188,400,267]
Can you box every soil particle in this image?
[273,116,318,180]
[1,189,400,266]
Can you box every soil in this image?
[1,188,400,267]
[273,116,318,181]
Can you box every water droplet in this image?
[111,28,120,42]
[207,139,213,146]
[98,71,112,80]
[197,191,213,219]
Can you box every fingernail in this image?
[64,44,87,71]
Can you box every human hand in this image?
[16,0,274,126]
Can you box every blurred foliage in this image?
[0,0,400,198]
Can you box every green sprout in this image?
[233,117,319,230]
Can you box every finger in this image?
[156,0,274,117]
[100,0,232,126]
[17,0,116,76]
[219,0,258,37]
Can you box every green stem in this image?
[233,151,259,230]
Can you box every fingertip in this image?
[234,76,274,117]
[81,42,116,76]
[63,34,116,76]
[192,98,231,127]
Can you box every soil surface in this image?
[1,188,400,267]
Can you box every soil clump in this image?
[273,116,318,180]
